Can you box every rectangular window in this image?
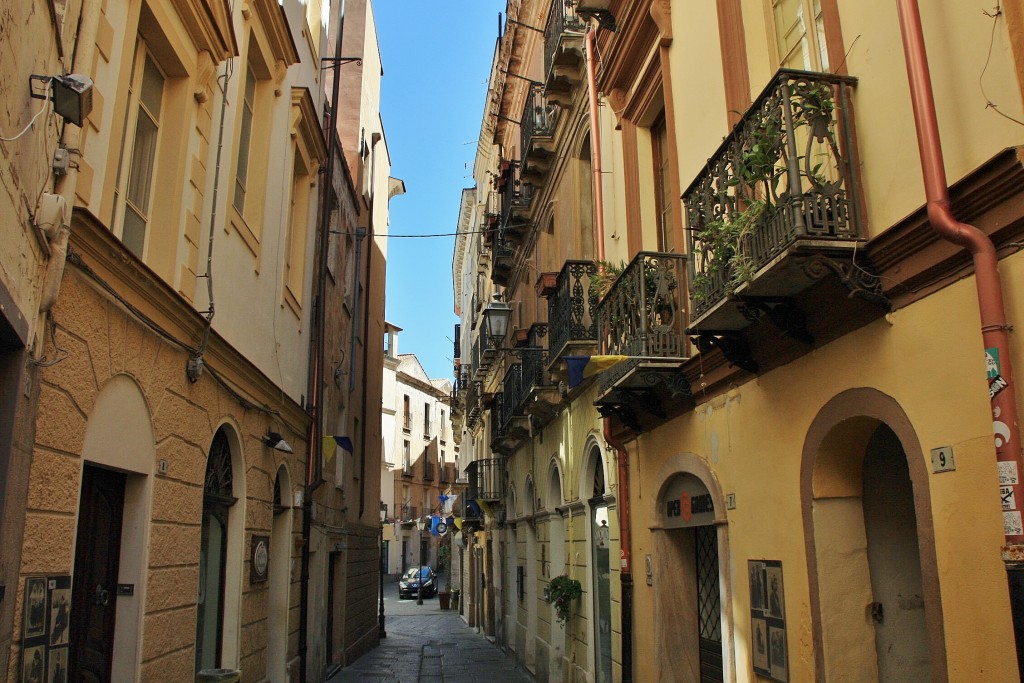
[233,65,256,212]
[284,155,311,313]
[770,0,828,71]
[403,395,411,430]
[424,402,431,434]
[403,441,411,471]
[115,42,165,259]
[652,113,675,253]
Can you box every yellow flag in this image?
[322,436,337,464]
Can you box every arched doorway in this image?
[547,459,567,681]
[655,473,723,682]
[584,443,612,683]
[268,465,293,680]
[650,453,735,683]
[804,390,943,681]
[195,426,243,672]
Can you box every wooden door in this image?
[70,465,126,683]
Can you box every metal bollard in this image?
[197,669,241,683]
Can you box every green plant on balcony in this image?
[590,259,678,305]
[548,574,582,625]
[691,199,767,300]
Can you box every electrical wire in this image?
[1,79,52,142]
[330,226,502,238]
[65,246,283,417]
[979,2,1024,127]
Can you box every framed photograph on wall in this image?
[21,644,45,683]
[749,560,788,682]
[23,578,47,639]
[47,588,70,647]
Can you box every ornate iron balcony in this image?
[546,260,599,363]
[500,160,532,232]
[597,252,688,360]
[685,69,863,326]
[521,83,557,164]
[544,0,587,89]
[467,458,504,502]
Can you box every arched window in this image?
[195,428,237,672]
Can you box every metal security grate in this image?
[695,525,723,682]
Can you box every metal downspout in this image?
[896,0,1024,670]
[588,24,633,683]
[300,2,345,679]
[585,29,606,262]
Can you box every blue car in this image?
[399,566,436,599]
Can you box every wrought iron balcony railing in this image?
[547,260,599,362]
[597,252,688,359]
[423,460,435,480]
[685,69,861,321]
[401,463,414,477]
[518,324,548,407]
[500,160,532,230]
[544,0,587,84]
[499,364,523,434]
[489,393,504,446]
[466,379,481,429]
[467,458,504,502]
[399,504,417,520]
[521,84,557,163]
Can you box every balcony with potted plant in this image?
[592,252,692,433]
[543,260,601,376]
[684,69,888,374]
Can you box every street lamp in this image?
[415,517,427,605]
[482,293,512,350]
[378,502,387,639]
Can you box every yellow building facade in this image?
[0,0,393,680]
[457,0,1024,681]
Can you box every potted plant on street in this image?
[548,574,582,625]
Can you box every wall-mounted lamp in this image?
[263,431,294,454]
[482,293,512,350]
[30,74,94,127]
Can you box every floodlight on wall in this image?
[30,74,94,127]
[263,431,294,454]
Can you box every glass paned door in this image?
[696,525,724,682]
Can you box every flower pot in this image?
[438,591,451,610]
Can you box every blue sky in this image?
[375,1,504,380]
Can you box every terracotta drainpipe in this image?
[585,29,606,262]
[896,0,1024,665]
[587,26,633,682]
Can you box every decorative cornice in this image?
[290,87,328,167]
[170,0,239,62]
[250,0,300,68]
[649,0,672,46]
[867,147,1024,307]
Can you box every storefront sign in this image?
[660,474,715,528]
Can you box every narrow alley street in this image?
[328,578,532,683]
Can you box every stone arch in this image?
[801,388,947,682]
[547,457,564,509]
[79,373,156,681]
[580,438,609,501]
[196,420,247,670]
[267,462,293,680]
[524,474,536,516]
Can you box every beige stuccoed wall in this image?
[629,251,1024,681]
[6,266,307,683]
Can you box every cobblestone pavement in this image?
[326,578,533,683]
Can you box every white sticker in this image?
[1005,511,1023,536]
[1002,487,1017,511]
[999,461,1019,486]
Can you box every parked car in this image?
[399,566,436,599]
